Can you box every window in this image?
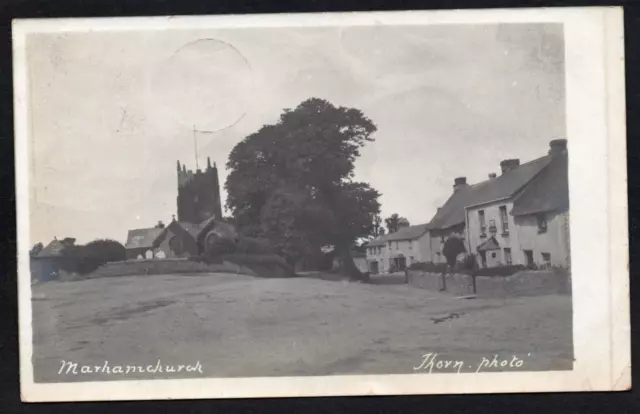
[395,241,399,250]
[537,214,548,233]
[488,219,497,233]
[478,210,486,236]
[504,248,512,265]
[409,242,413,250]
[499,205,509,234]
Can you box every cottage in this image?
[366,224,430,274]
[30,237,76,281]
[426,139,570,269]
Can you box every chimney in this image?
[549,139,568,156]
[453,177,468,191]
[500,159,520,174]
[488,173,497,179]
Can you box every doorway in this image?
[524,250,534,268]
[479,251,487,268]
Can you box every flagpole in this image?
[193,125,199,170]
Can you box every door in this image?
[370,261,379,275]
[397,257,407,271]
[479,251,487,268]
[524,250,534,268]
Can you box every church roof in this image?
[125,228,165,249]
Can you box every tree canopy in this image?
[225,98,380,280]
[30,242,44,258]
[60,239,126,275]
[385,213,410,234]
[442,236,466,268]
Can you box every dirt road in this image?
[31,273,573,382]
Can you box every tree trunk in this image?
[337,242,367,282]
[440,266,448,292]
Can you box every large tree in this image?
[441,236,466,291]
[225,98,380,280]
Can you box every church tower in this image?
[176,157,223,223]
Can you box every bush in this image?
[59,239,126,275]
[472,264,526,277]
[463,253,477,271]
[442,236,466,267]
[206,237,237,255]
[235,237,275,255]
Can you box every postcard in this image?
[13,6,629,402]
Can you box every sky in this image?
[26,23,565,245]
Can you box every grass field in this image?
[31,272,573,382]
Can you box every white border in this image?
[13,7,629,402]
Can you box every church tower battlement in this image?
[176,157,222,224]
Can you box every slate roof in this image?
[511,152,569,216]
[477,236,501,252]
[125,228,165,249]
[366,223,430,247]
[37,239,65,258]
[427,154,553,230]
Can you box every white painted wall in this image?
[514,211,570,268]
[467,201,517,267]
[466,200,570,268]
[366,230,432,273]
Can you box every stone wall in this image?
[407,270,570,297]
[475,270,571,298]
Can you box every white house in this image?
[365,224,431,274]
[426,139,570,269]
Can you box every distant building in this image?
[124,217,237,260]
[365,224,430,274]
[30,237,76,281]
